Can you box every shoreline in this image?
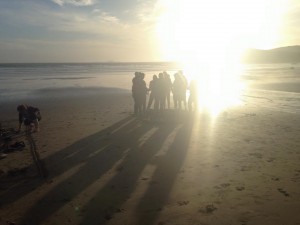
[249,81,300,94]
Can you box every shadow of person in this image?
[0,116,134,207]
[14,116,159,225]
[135,117,194,225]
[78,121,177,225]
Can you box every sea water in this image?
[241,63,300,113]
[0,62,299,113]
[0,62,180,100]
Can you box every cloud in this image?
[1,3,124,38]
[135,0,161,23]
[99,13,119,23]
[47,11,125,38]
[51,0,94,6]
[0,1,161,62]
[51,0,63,6]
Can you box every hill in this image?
[242,46,300,63]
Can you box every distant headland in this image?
[242,46,300,64]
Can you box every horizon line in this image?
[0,61,180,64]
[1,45,300,64]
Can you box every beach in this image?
[0,83,300,225]
[2,0,300,223]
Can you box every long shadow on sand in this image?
[79,117,182,225]
[76,112,194,225]
[18,115,180,225]
[135,117,194,225]
[0,116,134,207]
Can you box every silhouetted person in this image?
[178,71,188,110]
[155,73,167,111]
[132,72,148,115]
[17,104,40,132]
[132,72,140,115]
[147,75,158,110]
[139,73,148,114]
[172,72,187,110]
[163,71,172,109]
[188,79,198,112]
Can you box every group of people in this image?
[132,71,198,115]
[15,71,196,132]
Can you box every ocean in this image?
[0,62,180,100]
[0,62,299,113]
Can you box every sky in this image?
[0,0,299,63]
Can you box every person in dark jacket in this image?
[132,72,140,115]
[147,74,158,110]
[163,71,172,109]
[17,104,40,132]
[132,72,148,115]
[155,73,167,111]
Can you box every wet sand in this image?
[0,87,300,225]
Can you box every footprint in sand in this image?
[214,183,231,189]
[277,188,290,197]
[177,200,189,206]
[236,186,245,191]
[249,152,263,159]
[291,170,300,182]
[267,158,275,162]
[199,204,218,214]
[240,166,251,172]
[220,183,231,188]
[291,176,300,182]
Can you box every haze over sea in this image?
[0,62,299,113]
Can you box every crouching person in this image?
[17,104,41,133]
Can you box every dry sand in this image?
[0,87,300,225]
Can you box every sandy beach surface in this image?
[0,87,300,225]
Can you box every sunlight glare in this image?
[155,0,287,115]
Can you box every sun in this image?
[155,0,287,115]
